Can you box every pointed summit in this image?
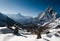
[45,7,57,15]
[45,7,53,12]
[17,13,22,16]
[16,13,23,17]
[35,7,57,25]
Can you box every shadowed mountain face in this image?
[0,13,7,26]
[0,13,16,27]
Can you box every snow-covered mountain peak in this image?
[16,13,24,17]
[45,7,53,12]
[36,7,57,25]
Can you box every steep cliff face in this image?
[0,13,16,27]
[33,7,57,25]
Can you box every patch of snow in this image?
[50,36,60,41]
[0,27,60,41]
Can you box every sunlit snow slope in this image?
[0,27,60,41]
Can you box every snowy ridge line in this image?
[38,12,45,20]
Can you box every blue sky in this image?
[0,0,60,17]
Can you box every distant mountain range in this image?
[6,13,34,24]
[0,7,60,26]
